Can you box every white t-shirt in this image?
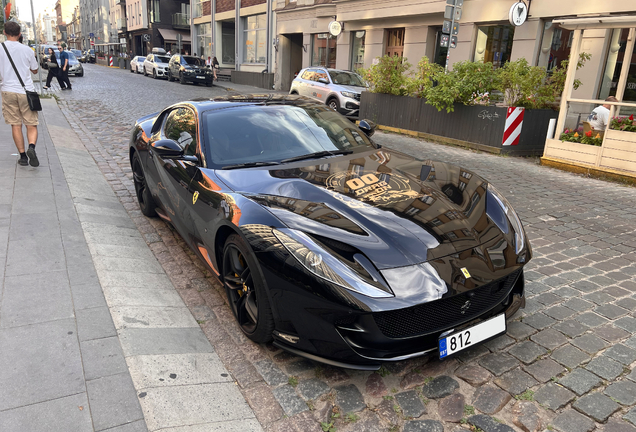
[587,105,610,130]
[0,41,38,94]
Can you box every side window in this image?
[315,70,328,82]
[163,108,198,157]
[301,70,313,80]
[147,55,153,62]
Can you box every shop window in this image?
[350,30,365,71]
[311,33,336,68]
[599,28,636,103]
[243,14,266,63]
[385,28,405,57]
[222,21,235,64]
[537,22,573,72]
[474,24,515,68]
[196,23,211,59]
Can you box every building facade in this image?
[190,0,275,74]
[79,0,112,50]
[38,8,58,44]
[125,0,191,56]
[273,0,636,99]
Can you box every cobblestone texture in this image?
[57,65,636,431]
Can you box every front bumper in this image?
[156,68,167,77]
[264,258,526,369]
[183,72,213,83]
[337,96,360,118]
[69,65,83,75]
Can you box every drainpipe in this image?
[265,0,271,74]
[211,0,215,59]
[235,0,239,71]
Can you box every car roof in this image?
[168,94,322,114]
[304,67,357,74]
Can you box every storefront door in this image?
[386,28,405,57]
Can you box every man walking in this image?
[58,43,72,90]
[0,21,40,167]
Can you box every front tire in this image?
[180,73,186,85]
[153,69,157,79]
[222,234,274,343]
[168,71,173,82]
[131,152,158,218]
[327,98,340,112]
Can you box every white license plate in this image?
[196,76,205,79]
[439,313,506,359]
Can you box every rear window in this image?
[156,56,170,63]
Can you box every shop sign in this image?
[328,21,342,37]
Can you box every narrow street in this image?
[49,64,636,432]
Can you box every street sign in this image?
[442,20,452,34]
[454,8,462,20]
[440,34,449,48]
[444,5,454,19]
[89,32,94,38]
[143,33,151,42]
[452,22,459,35]
[450,36,458,49]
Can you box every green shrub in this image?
[425,61,498,112]
[359,55,413,96]
[410,57,443,99]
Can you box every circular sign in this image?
[508,1,528,26]
[328,21,342,37]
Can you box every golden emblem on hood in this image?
[326,171,420,206]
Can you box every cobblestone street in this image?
[55,64,636,432]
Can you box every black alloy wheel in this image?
[180,72,186,85]
[168,71,173,82]
[153,69,157,79]
[131,152,157,217]
[143,67,147,76]
[222,234,274,343]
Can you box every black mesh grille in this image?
[353,93,361,101]
[373,269,521,339]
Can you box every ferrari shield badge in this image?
[460,267,471,278]
[192,191,199,205]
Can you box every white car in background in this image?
[130,56,146,74]
[289,67,367,118]
[143,54,171,79]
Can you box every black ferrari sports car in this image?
[129,94,531,370]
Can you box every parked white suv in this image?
[143,53,171,79]
[289,67,367,118]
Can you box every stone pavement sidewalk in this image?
[0,98,261,431]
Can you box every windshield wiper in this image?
[281,150,353,164]
[222,161,280,170]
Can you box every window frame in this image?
[242,14,267,64]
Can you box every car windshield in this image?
[66,52,78,63]
[155,56,170,63]
[202,103,374,167]
[182,56,203,66]
[71,49,81,56]
[89,49,94,55]
[328,71,366,87]
[136,56,146,62]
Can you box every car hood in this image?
[335,84,366,93]
[214,148,509,271]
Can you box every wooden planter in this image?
[599,129,636,174]
[359,92,558,156]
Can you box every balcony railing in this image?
[117,18,126,32]
[193,1,203,18]
[172,13,190,28]
[114,0,124,5]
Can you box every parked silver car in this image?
[289,67,367,118]
[130,56,146,74]
[143,54,171,79]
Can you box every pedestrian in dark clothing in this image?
[212,56,219,81]
[43,48,60,89]
[57,43,72,90]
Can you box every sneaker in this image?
[26,147,39,167]
[43,85,50,89]
[18,156,28,166]
[61,88,68,91]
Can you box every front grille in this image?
[353,93,361,101]
[373,269,521,339]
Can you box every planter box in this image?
[359,92,558,156]
[600,129,636,173]
[543,138,601,166]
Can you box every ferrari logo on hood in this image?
[461,268,471,278]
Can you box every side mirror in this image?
[359,119,376,137]
[317,77,329,84]
[151,139,183,158]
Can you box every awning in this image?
[157,28,191,43]
[554,15,636,30]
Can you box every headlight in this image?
[273,228,393,298]
[341,91,358,99]
[486,185,525,254]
